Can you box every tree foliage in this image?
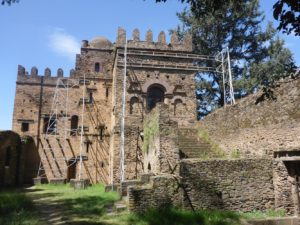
[1,0,18,5]
[273,0,300,36]
[173,0,296,117]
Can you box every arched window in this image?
[147,85,165,110]
[130,97,140,114]
[95,63,100,72]
[70,115,79,136]
[174,99,183,116]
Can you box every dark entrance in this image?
[147,85,165,110]
[67,159,76,181]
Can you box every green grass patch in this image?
[31,183,120,224]
[0,189,40,225]
[241,209,286,219]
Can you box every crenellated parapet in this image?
[116,27,193,52]
[17,65,76,85]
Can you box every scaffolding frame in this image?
[37,77,86,181]
[117,46,235,182]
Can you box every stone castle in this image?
[1,27,300,216]
[11,27,196,185]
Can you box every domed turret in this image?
[89,36,113,49]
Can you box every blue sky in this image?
[0,0,299,130]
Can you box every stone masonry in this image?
[12,27,197,184]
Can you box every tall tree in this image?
[273,0,300,36]
[175,0,296,117]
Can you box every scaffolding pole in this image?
[120,39,128,182]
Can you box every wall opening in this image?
[67,159,76,181]
[174,99,183,116]
[70,115,79,136]
[147,85,165,110]
[99,126,105,140]
[21,122,29,132]
[147,162,151,172]
[130,97,140,114]
[43,117,57,134]
[95,63,100,72]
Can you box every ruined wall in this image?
[128,174,182,213]
[143,104,180,175]
[180,158,275,212]
[0,131,22,186]
[201,78,300,157]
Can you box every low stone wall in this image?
[247,217,299,225]
[180,158,275,212]
[128,174,182,213]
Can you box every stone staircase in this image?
[178,128,213,159]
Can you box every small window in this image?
[106,88,109,98]
[89,92,93,103]
[70,115,79,136]
[95,63,100,72]
[99,126,105,140]
[5,147,11,167]
[21,122,29,132]
[43,117,57,134]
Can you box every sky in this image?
[0,0,299,130]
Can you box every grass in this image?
[0,189,40,225]
[31,183,120,224]
[241,209,287,219]
[0,184,288,225]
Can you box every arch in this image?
[95,62,100,72]
[129,97,141,115]
[142,79,173,95]
[70,115,79,136]
[147,84,165,110]
[174,98,185,116]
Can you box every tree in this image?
[273,0,300,36]
[1,0,18,5]
[174,0,296,117]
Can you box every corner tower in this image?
[110,28,197,183]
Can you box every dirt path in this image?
[25,186,67,225]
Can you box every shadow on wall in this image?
[0,131,40,187]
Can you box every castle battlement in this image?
[81,27,193,52]
[17,65,76,84]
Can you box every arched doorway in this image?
[147,85,165,110]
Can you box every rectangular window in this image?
[21,122,29,132]
[43,117,57,134]
[106,88,109,98]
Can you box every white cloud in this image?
[48,28,80,61]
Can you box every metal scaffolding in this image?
[37,77,86,181]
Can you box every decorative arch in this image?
[142,79,173,95]
[147,84,166,110]
[129,96,142,115]
[172,97,186,116]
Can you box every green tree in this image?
[175,0,296,117]
[273,0,300,36]
[1,0,18,5]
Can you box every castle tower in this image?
[110,28,197,183]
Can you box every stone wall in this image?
[128,174,182,213]
[143,104,180,175]
[180,158,275,212]
[201,78,300,157]
[0,131,39,186]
